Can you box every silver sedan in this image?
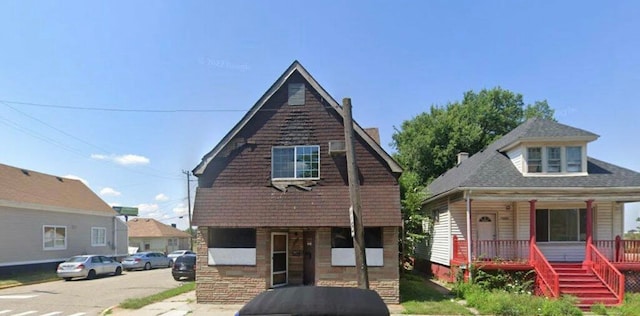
[56,255,123,281]
[121,251,171,271]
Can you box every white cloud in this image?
[155,193,169,202]
[172,204,188,217]
[91,153,150,166]
[100,187,121,197]
[62,175,89,186]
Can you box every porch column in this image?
[584,199,594,265]
[529,200,537,261]
[465,192,472,278]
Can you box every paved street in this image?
[0,267,182,316]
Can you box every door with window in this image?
[271,232,288,287]
[477,214,496,259]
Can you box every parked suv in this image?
[172,254,196,281]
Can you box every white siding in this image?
[468,201,515,241]
[429,210,450,266]
[516,202,530,240]
[613,203,624,238]
[596,202,614,240]
[507,147,524,173]
[538,243,585,261]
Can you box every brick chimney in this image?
[364,128,380,145]
[457,152,469,165]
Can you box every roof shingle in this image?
[127,218,191,238]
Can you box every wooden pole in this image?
[343,97,369,289]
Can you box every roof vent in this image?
[56,177,64,182]
[21,169,30,176]
[328,140,346,156]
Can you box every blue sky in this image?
[1,1,639,231]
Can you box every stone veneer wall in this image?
[195,226,399,304]
[315,226,400,303]
[195,227,268,304]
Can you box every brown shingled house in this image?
[0,163,128,274]
[192,61,402,304]
[127,217,191,253]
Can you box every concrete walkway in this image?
[103,290,406,316]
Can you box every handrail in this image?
[473,240,529,262]
[530,243,559,298]
[588,243,625,304]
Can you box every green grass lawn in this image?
[119,282,195,309]
[400,272,472,315]
[0,270,59,289]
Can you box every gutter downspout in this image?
[466,190,473,282]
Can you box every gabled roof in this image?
[426,118,640,201]
[0,163,116,215]
[192,60,402,176]
[127,218,191,238]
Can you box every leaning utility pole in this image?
[182,170,193,250]
[343,97,369,289]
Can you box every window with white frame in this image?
[527,147,542,173]
[91,227,106,246]
[272,145,320,180]
[525,145,584,174]
[43,225,66,250]
[547,147,561,173]
[566,146,582,172]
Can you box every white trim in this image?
[43,225,67,251]
[330,248,384,266]
[207,248,256,265]
[271,145,321,180]
[271,232,288,288]
[91,227,107,246]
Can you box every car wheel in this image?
[115,267,122,276]
[63,277,72,281]
[144,262,151,270]
[168,261,173,268]
[173,276,181,281]
[87,270,96,280]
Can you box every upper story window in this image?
[525,145,584,174]
[527,147,542,173]
[566,146,582,172]
[288,83,305,105]
[272,145,320,180]
[547,147,561,173]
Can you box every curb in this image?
[100,305,118,316]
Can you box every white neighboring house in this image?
[0,163,128,274]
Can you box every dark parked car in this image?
[172,254,196,281]
[236,286,390,316]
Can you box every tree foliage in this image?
[393,87,556,258]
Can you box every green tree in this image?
[393,87,556,259]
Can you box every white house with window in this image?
[0,163,128,274]
[419,118,640,306]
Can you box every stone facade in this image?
[196,226,400,304]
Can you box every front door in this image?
[303,231,315,285]
[477,214,496,259]
[271,232,288,287]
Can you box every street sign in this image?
[112,206,139,216]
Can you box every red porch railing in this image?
[588,243,625,304]
[595,237,640,263]
[452,237,529,263]
[530,243,559,298]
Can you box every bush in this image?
[590,302,608,315]
[540,295,582,316]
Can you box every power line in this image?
[0,99,249,113]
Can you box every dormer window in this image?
[524,145,584,175]
[547,147,561,173]
[527,148,542,173]
[566,146,582,172]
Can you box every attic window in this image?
[288,83,305,105]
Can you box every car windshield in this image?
[66,256,88,263]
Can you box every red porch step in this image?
[550,263,620,310]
